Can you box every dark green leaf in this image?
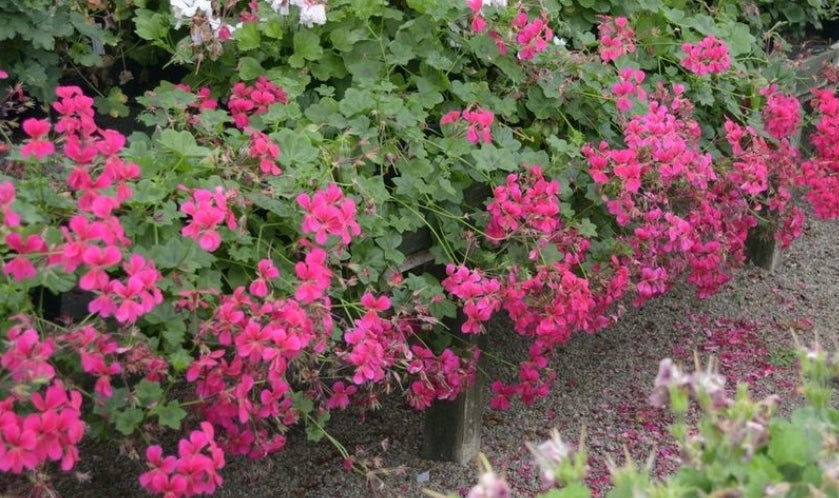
[135,380,164,407]
[153,402,187,430]
[114,407,145,435]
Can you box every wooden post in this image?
[421,313,487,464]
[398,189,492,464]
[745,224,781,272]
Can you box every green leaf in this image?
[289,30,323,68]
[114,407,145,435]
[375,234,404,265]
[273,128,320,166]
[339,88,376,117]
[542,482,591,498]
[351,0,387,18]
[768,412,821,467]
[235,22,261,51]
[719,22,755,57]
[162,321,187,349]
[153,402,187,430]
[238,56,265,81]
[346,41,385,81]
[132,179,171,205]
[262,20,284,40]
[167,348,193,372]
[303,409,329,442]
[329,27,367,52]
[145,237,192,270]
[158,129,210,158]
[576,218,598,237]
[38,270,77,294]
[133,9,169,41]
[471,145,518,174]
[246,192,294,217]
[135,380,164,407]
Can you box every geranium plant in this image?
[2,0,839,496]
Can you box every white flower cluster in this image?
[170,0,212,27]
[170,0,240,37]
[481,0,507,7]
[269,0,328,28]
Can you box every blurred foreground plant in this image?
[437,339,839,498]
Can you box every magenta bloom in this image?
[20,118,54,159]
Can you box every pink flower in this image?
[249,130,282,176]
[294,248,332,303]
[296,184,361,246]
[325,381,357,409]
[761,85,801,140]
[181,187,238,252]
[514,14,553,61]
[20,118,54,159]
[681,35,730,75]
[440,110,461,126]
[462,107,494,144]
[0,182,20,228]
[3,232,46,282]
[0,422,38,473]
[598,16,636,62]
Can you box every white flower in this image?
[527,429,571,487]
[298,2,327,27]
[481,0,507,7]
[553,36,566,47]
[171,0,213,19]
[270,0,290,15]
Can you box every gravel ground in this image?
[5,211,837,498]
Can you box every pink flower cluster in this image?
[5,86,165,326]
[442,265,502,334]
[180,186,239,252]
[139,422,225,497]
[583,75,812,304]
[406,346,479,410]
[724,87,804,248]
[0,320,85,474]
[611,67,647,113]
[485,165,561,242]
[248,130,282,176]
[187,289,316,458]
[761,84,801,140]
[681,35,730,75]
[87,254,164,324]
[228,76,288,129]
[597,16,636,62]
[801,89,839,218]
[583,88,749,301]
[0,380,85,474]
[296,184,361,246]
[3,232,46,281]
[440,106,495,144]
[343,293,403,384]
[512,12,553,61]
[55,324,168,400]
